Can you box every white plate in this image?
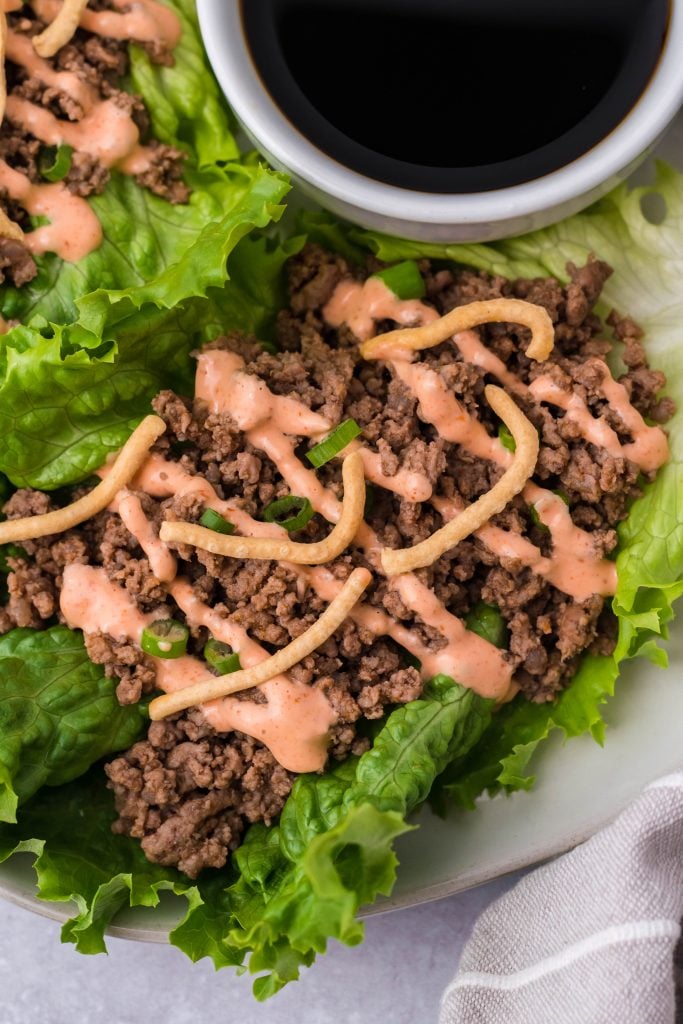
[1,116,681,943]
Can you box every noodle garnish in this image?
[148,566,372,719]
[158,450,366,564]
[360,297,554,362]
[0,415,166,543]
[380,386,539,576]
[32,0,89,57]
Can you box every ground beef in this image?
[0,246,673,876]
[64,151,110,198]
[132,140,190,205]
[0,236,37,287]
[85,631,157,705]
[0,122,42,182]
[105,718,293,878]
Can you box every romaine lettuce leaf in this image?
[0,771,189,953]
[0,679,490,996]
[0,627,144,822]
[0,0,289,330]
[0,230,299,490]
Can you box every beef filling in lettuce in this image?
[0,244,672,877]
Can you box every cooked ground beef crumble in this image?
[0,245,673,876]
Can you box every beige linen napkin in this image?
[440,774,683,1024]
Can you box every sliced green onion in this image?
[141,619,189,659]
[528,504,549,532]
[199,508,235,535]
[306,419,361,468]
[263,495,314,531]
[136,693,156,719]
[498,423,516,452]
[465,601,508,649]
[204,638,241,675]
[39,143,73,182]
[530,488,568,531]
[372,260,426,300]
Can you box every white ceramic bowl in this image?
[198,0,683,243]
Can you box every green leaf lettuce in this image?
[0,627,144,823]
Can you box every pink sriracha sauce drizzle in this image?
[62,275,669,774]
[60,564,336,774]
[0,0,182,260]
[195,349,514,698]
[324,276,669,595]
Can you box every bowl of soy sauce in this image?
[198,0,683,242]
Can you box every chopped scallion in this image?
[306,419,361,468]
[465,601,508,649]
[204,638,241,675]
[263,495,314,531]
[373,260,426,300]
[528,504,549,532]
[141,619,189,660]
[530,489,568,530]
[199,508,235,534]
[498,423,516,452]
[39,143,73,183]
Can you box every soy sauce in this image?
[240,0,670,192]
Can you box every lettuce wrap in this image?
[0,0,289,333]
[0,149,681,1001]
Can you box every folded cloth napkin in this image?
[439,773,683,1024]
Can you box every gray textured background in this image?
[0,875,519,1023]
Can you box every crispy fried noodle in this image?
[381,385,539,575]
[32,0,89,57]
[360,297,554,362]
[148,567,373,719]
[159,450,366,564]
[0,415,166,543]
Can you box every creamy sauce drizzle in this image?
[195,349,512,701]
[6,29,97,111]
[115,490,177,582]
[529,358,668,474]
[323,276,439,342]
[0,158,101,259]
[1,1,182,260]
[6,95,141,168]
[31,0,182,47]
[322,278,662,606]
[60,564,335,773]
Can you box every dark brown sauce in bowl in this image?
[241,0,670,193]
